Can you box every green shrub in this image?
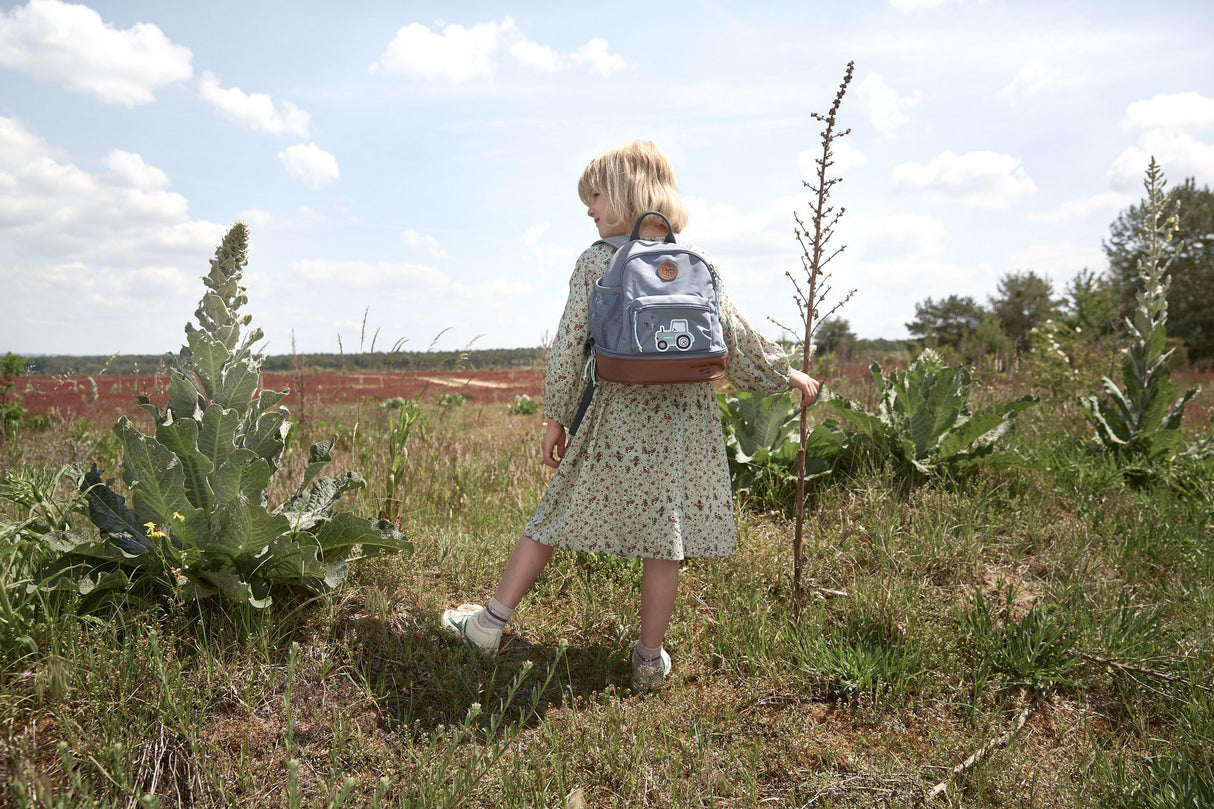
[0,351,27,443]
[507,394,540,416]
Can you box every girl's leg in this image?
[491,534,555,610]
[443,534,554,654]
[639,557,679,649]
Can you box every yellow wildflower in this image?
[144,522,166,539]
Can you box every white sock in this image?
[634,640,663,665]
[476,597,512,631]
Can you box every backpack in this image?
[586,211,728,385]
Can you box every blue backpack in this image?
[587,211,728,384]
[569,211,728,435]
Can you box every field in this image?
[1,363,1212,808]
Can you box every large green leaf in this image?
[315,512,413,558]
[215,355,258,411]
[80,465,149,553]
[212,449,272,509]
[937,395,1038,460]
[115,417,197,531]
[192,568,273,608]
[155,417,215,513]
[168,373,205,422]
[199,403,240,473]
[276,472,367,532]
[254,534,332,585]
[185,326,228,400]
[719,391,800,464]
[203,499,290,568]
[242,409,289,470]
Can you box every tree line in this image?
[818,177,1214,373]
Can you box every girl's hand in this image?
[542,420,567,468]
[788,368,820,407]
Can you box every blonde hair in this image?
[577,140,688,234]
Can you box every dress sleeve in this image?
[720,285,792,393]
[542,243,613,426]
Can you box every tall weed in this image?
[1080,159,1200,463]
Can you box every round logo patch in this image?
[656,261,679,281]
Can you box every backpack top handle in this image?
[630,211,677,244]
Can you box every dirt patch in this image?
[17,368,546,421]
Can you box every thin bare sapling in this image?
[780,61,857,607]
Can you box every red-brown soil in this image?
[17,369,547,422]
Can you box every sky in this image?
[1,0,1213,358]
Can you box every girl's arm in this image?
[788,368,820,407]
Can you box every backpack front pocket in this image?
[628,295,721,355]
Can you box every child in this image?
[442,140,818,692]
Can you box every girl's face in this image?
[587,192,626,238]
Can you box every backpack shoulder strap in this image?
[595,235,629,250]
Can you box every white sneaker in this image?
[441,603,502,656]
[631,645,671,693]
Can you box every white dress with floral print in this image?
[524,241,791,560]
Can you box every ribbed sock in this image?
[633,640,664,666]
[476,597,512,631]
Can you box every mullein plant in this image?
[37,223,410,610]
[824,349,1038,481]
[1079,159,1199,462]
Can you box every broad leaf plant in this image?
[36,223,411,609]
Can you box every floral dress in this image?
[524,241,791,560]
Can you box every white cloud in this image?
[104,150,170,189]
[0,115,221,262]
[1001,59,1061,99]
[1107,130,1214,190]
[198,71,310,136]
[1123,92,1214,133]
[891,150,1037,208]
[278,143,340,189]
[510,39,562,72]
[1027,192,1136,223]
[370,17,624,81]
[0,0,192,106]
[523,222,550,254]
[855,73,921,134]
[682,196,799,265]
[1107,93,1214,190]
[570,38,626,76]
[0,260,201,354]
[402,228,449,259]
[371,18,505,83]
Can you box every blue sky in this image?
[1,0,1212,357]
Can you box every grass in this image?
[1,379,1213,807]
